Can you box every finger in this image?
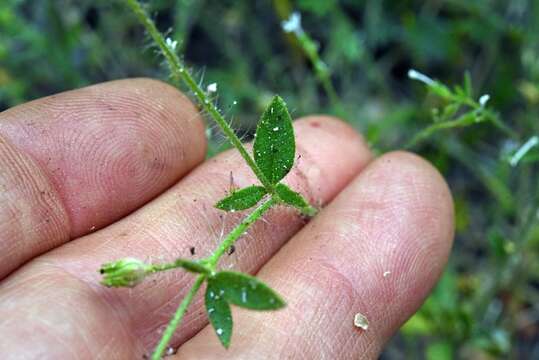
[0,116,372,359]
[0,79,205,278]
[175,152,454,359]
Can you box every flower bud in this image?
[99,258,151,288]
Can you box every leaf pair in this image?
[215,96,315,215]
[205,271,286,348]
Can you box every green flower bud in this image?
[99,258,151,288]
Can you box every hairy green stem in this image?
[208,197,276,266]
[121,3,315,358]
[152,274,205,360]
[406,95,517,149]
[124,0,273,191]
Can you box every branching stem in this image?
[120,2,315,358]
[149,197,276,359]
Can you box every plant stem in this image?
[208,197,276,266]
[152,274,205,360]
[123,0,273,191]
[149,197,276,358]
[121,3,316,358]
[295,31,339,106]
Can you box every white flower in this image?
[282,12,303,35]
[165,37,178,51]
[207,82,217,93]
[407,69,435,87]
[509,135,539,167]
[479,94,490,107]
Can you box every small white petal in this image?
[165,37,178,50]
[207,82,218,93]
[509,135,539,167]
[282,12,303,35]
[479,94,490,107]
[407,69,435,86]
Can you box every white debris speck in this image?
[282,12,303,35]
[216,328,223,335]
[383,271,391,278]
[207,82,217,93]
[272,126,279,131]
[165,347,175,355]
[165,37,178,51]
[232,100,238,105]
[241,291,247,303]
[354,313,369,330]
[208,308,214,313]
[509,135,539,167]
[90,225,96,231]
[479,94,490,107]
[407,69,435,87]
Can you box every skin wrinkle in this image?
[50,263,141,358]
[0,134,71,278]
[0,264,134,358]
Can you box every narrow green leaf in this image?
[275,183,316,216]
[211,271,286,310]
[215,185,267,211]
[205,280,233,348]
[253,96,295,184]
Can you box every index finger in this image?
[0,78,206,278]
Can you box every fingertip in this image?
[294,115,370,158]
[291,115,372,205]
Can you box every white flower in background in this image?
[165,37,178,51]
[509,135,539,167]
[407,69,435,87]
[207,82,217,93]
[479,94,491,107]
[282,12,303,36]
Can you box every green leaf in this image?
[205,280,233,348]
[215,185,267,211]
[253,96,295,184]
[211,271,286,310]
[275,183,316,216]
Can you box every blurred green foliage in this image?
[1,0,538,358]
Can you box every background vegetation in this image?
[1,0,538,358]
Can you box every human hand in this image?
[0,79,454,359]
